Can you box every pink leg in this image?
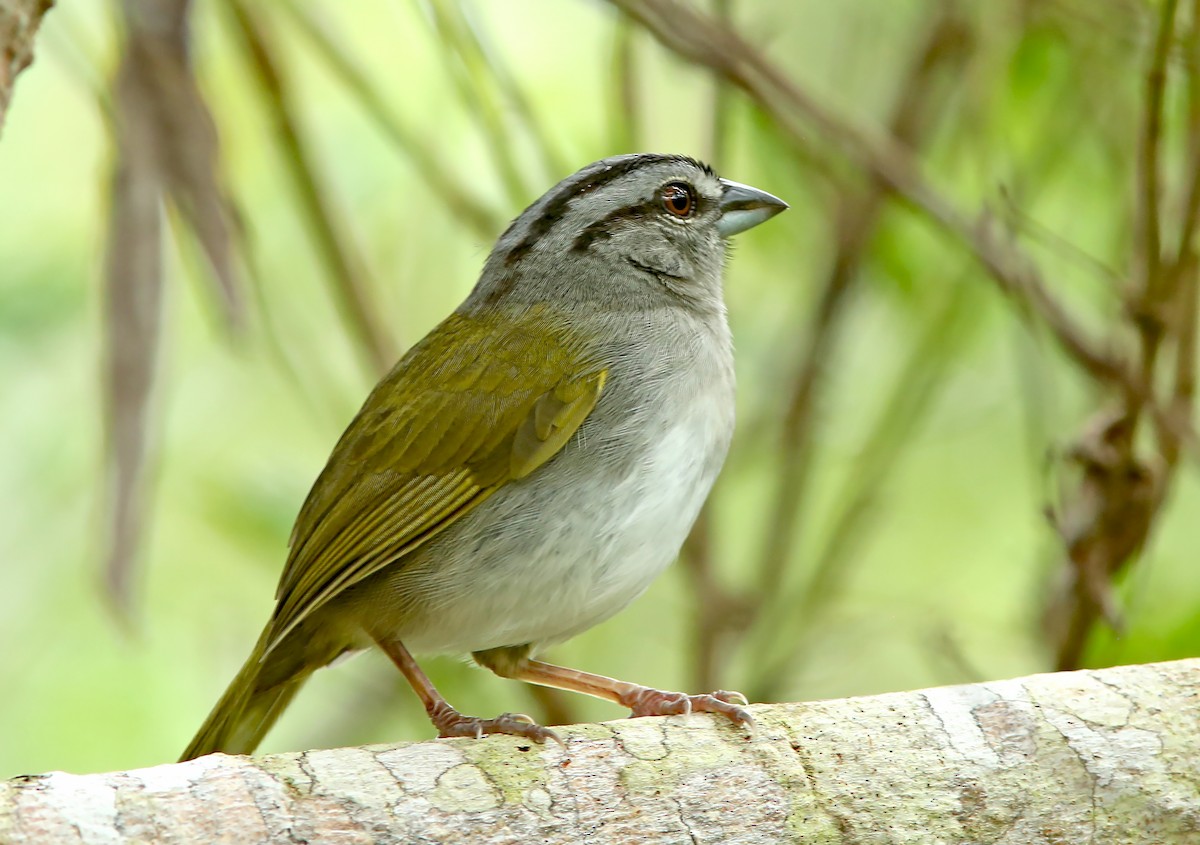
[376,637,561,744]
[478,652,754,728]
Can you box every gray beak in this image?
[717,178,789,237]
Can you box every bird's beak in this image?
[716,179,789,237]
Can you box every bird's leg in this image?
[375,636,560,744]
[473,647,753,728]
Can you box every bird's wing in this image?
[264,308,605,653]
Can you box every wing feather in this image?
[264,309,605,653]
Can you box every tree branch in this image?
[0,0,52,135]
[3,659,1198,843]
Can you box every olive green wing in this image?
[264,310,605,653]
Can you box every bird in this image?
[180,153,787,760]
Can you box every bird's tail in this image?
[179,630,309,762]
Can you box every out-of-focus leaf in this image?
[120,0,243,325]
[103,7,166,615]
[102,0,243,614]
[155,62,242,326]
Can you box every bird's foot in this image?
[619,687,754,727]
[428,701,563,745]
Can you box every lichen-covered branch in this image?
[3,660,1198,843]
[0,0,51,134]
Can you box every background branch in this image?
[609,0,1200,683]
[608,0,1166,409]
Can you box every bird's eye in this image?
[660,182,695,217]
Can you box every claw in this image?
[623,687,754,729]
[431,708,561,745]
[713,690,749,706]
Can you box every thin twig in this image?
[277,0,503,240]
[1130,0,1180,399]
[228,194,345,431]
[749,278,977,700]
[609,13,640,153]
[418,0,531,207]
[995,186,1123,287]
[606,0,1151,402]
[1172,0,1200,270]
[616,0,1200,478]
[1045,0,1189,669]
[678,0,737,698]
[707,0,732,165]
[454,0,570,181]
[225,0,394,376]
[1164,0,1200,468]
[756,6,971,599]
[42,6,116,128]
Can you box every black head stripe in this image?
[571,200,660,252]
[505,154,712,264]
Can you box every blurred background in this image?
[1,0,1198,778]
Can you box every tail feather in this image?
[180,632,310,762]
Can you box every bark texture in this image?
[2,660,1198,844]
[0,0,51,134]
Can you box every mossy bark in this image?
[3,659,1199,843]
